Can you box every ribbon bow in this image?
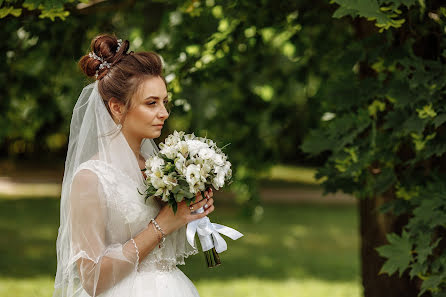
[186,207,243,253]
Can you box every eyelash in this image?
[148,100,169,106]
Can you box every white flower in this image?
[176,141,189,158]
[185,164,201,186]
[154,188,164,196]
[164,131,182,147]
[205,139,215,147]
[146,156,165,172]
[187,139,208,156]
[213,153,224,166]
[162,173,178,190]
[198,147,215,160]
[200,162,212,178]
[160,146,177,159]
[161,188,170,202]
[173,130,185,139]
[153,167,164,179]
[184,132,196,141]
[174,154,186,174]
[151,175,165,189]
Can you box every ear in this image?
[108,98,124,122]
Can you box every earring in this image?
[117,119,122,130]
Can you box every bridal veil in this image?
[52,81,197,297]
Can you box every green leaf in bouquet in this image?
[165,162,176,173]
[174,192,184,202]
[184,191,195,199]
[171,184,181,194]
[169,199,178,214]
[160,154,171,163]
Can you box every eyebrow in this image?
[144,95,168,100]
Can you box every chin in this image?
[145,130,162,139]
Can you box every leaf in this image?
[433,113,446,128]
[370,167,397,196]
[420,273,446,295]
[376,231,413,277]
[301,129,332,155]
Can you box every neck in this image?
[121,129,142,161]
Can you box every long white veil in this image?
[53,81,196,297]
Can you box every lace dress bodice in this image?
[74,160,198,273]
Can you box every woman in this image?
[52,34,214,297]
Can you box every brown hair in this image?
[78,34,167,121]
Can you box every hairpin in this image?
[89,38,123,78]
[116,39,122,52]
[89,52,112,78]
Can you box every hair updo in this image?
[78,34,166,121]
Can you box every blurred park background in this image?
[2,0,446,297]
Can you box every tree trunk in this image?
[359,191,421,297]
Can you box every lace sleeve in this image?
[68,169,139,297]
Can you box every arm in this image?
[70,169,215,297]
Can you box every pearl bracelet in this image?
[150,218,166,248]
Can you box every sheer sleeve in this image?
[69,168,139,297]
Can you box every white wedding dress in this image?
[53,81,200,297]
[69,158,200,297]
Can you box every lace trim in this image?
[130,238,139,272]
[137,249,199,273]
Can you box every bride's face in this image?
[123,75,170,139]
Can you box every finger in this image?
[207,187,213,198]
[203,198,214,210]
[190,192,202,205]
[192,191,209,206]
[201,205,215,217]
[192,196,208,210]
[190,205,214,220]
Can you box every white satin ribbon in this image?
[186,207,243,253]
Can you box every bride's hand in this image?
[155,188,215,235]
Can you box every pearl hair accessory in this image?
[89,38,123,78]
[116,39,122,52]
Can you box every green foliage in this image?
[302,0,446,295]
[375,231,412,277]
[1,0,352,218]
[0,0,77,20]
[332,0,419,31]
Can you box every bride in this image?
[52,34,215,297]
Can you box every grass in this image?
[0,196,361,297]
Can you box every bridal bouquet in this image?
[140,130,243,267]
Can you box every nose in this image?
[158,103,169,120]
